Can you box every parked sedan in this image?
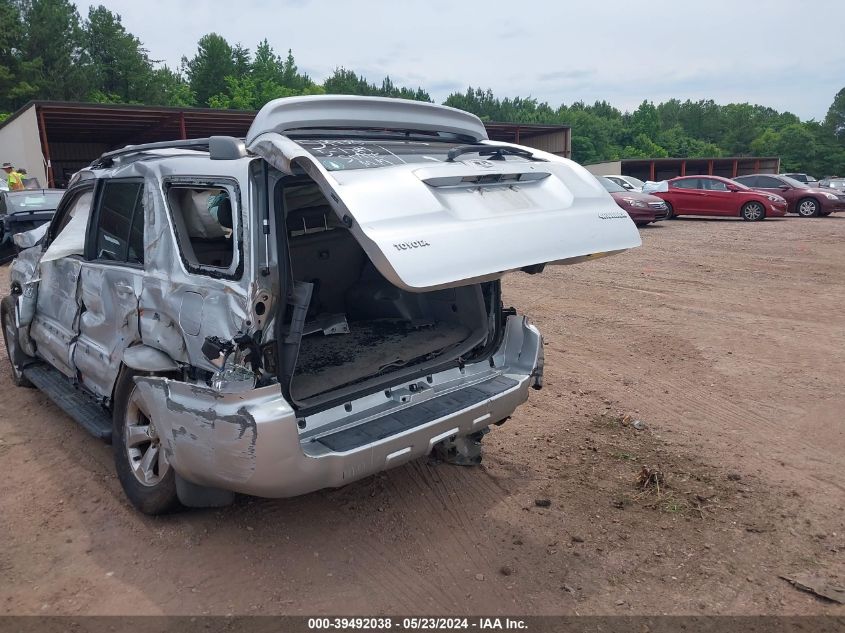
[598,176,668,226]
[734,174,845,217]
[652,176,787,221]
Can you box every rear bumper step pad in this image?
[316,375,518,453]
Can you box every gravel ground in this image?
[0,214,843,616]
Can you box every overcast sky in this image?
[72,0,844,121]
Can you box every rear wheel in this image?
[1,297,32,387]
[797,198,820,217]
[112,368,180,515]
[741,201,765,221]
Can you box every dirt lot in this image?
[0,215,843,616]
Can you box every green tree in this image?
[208,44,324,110]
[824,87,845,139]
[751,124,817,172]
[657,125,722,158]
[621,133,668,159]
[627,101,660,143]
[185,33,235,106]
[149,66,194,107]
[0,0,36,111]
[251,39,282,85]
[323,67,430,102]
[22,0,90,100]
[281,49,312,91]
[232,43,250,79]
[83,5,156,103]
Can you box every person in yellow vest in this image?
[3,163,25,191]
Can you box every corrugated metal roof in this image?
[0,101,570,147]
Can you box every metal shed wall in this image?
[586,157,781,181]
[518,130,571,157]
[0,105,47,186]
[584,161,622,176]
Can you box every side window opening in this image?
[92,181,144,264]
[41,189,95,264]
[166,185,238,274]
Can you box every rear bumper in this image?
[134,315,542,498]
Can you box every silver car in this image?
[2,96,640,514]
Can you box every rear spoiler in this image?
[246,96,489,145]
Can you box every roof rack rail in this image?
[92,138,211,167]
[91,136,246,168]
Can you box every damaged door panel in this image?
[29,257,83,377]
[71,179,147,398]
[74,264,144,398]
[136,177,253,372]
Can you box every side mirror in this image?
[779,185,790,191]
[726,184,740,192]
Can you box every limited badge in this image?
[598,210,629,219]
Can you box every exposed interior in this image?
[167,186,235,269]
[281,182,492,402]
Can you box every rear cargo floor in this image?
[291,319,470,400]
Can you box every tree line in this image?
[1,0,843,175]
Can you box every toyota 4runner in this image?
[2,96,640,514]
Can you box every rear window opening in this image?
[277,180,498,406]
[291,138,537,172]
[166,184,239,274]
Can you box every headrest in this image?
[215,196,233,229]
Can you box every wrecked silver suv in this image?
[2,96,640,514]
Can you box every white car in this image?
[603,175,645,192]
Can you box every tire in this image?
[664,202,675,219]
[797,198,820,218]
[741,201,765,221]
[112,368,180,515]
[1,296,33,388]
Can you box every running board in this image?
[23,365,113,441]
[315,375,518,452]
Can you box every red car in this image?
[598,176,668,226]
[733,173,845,217]
[653,176,787,221]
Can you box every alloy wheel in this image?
[744,202,764,221]
[798,199,819,217]
[124,388,170,486]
